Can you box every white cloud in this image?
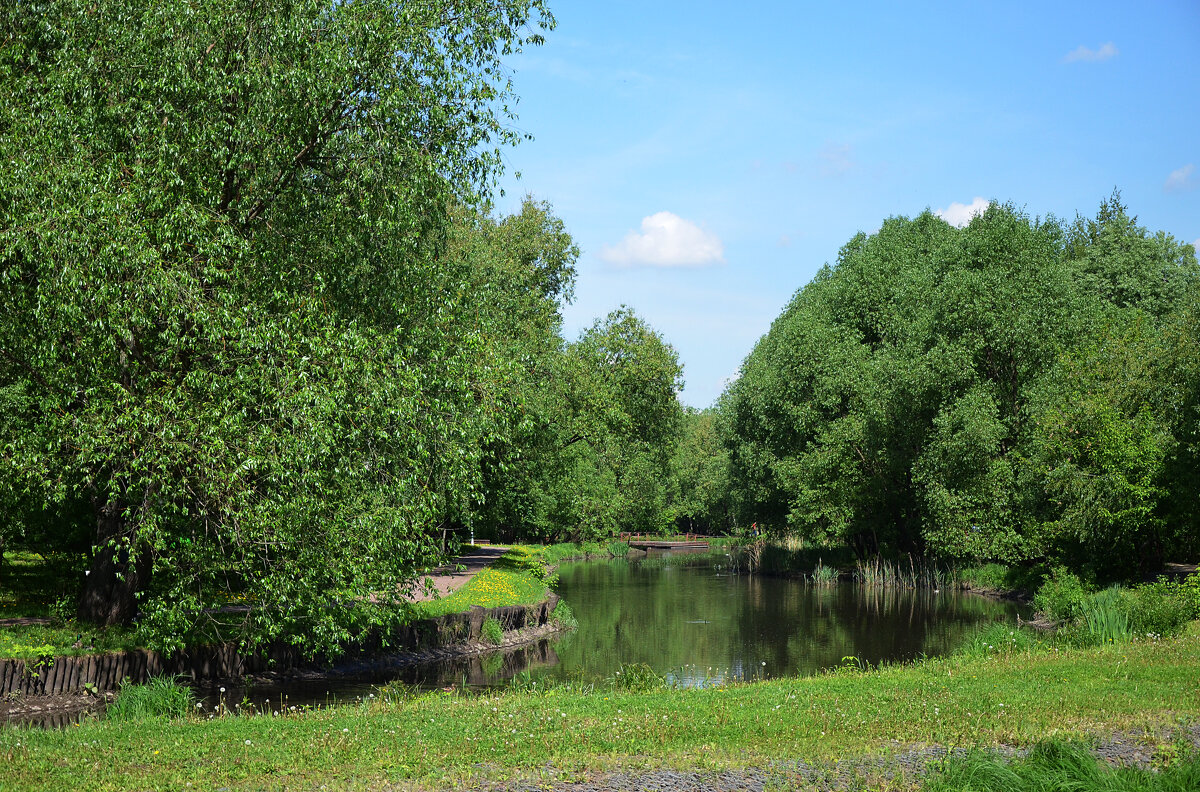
[1165,163,1196,193]
[600,211,725,267]
[818,143,855,177]
[935,197,991,228]
[1063,42,1118,63]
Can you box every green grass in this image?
[411,546,554,619]
[0,551,139,659]
[926,740,1200,792]
[3,623,1198,791]
[105,676,196,722]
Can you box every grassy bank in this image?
[412,545,555,619]
[3,625,1198,790]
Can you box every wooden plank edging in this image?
[2,593,560,697]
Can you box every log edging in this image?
[0,593,560,698]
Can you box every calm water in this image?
[539,555,1026,685]
[193,554,1025,701]
[4,553,1027,726]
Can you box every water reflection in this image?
[535,556,1026,685]
[3,554,1028,726]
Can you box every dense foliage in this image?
[721,196,1199,579]
[473,306,684,542]
[0,0,689,649]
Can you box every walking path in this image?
[408,545,509,602]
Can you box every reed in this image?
[1080,587,1133,645]
[808,559,839,586]
[853,556,956,589]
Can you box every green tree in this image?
[0,0,554,649]
[722,197,1199,574]
[666,408,733,534]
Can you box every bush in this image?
[106,676,194,721]
[1033,567,1090,621]
[1121,578,1197,637]
[481,617,503,646]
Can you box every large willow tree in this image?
[0,0,554,650]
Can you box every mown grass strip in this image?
[3,627,1198,791]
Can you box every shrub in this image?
[481,617,503,646]
[1033,567,1090,621]
[106,676,194,721]
[1122,578,1197,637]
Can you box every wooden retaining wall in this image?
[0,594,559,698]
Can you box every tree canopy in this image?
[721,196,1199,578]
[0,0,559,650]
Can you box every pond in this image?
[210,552,1025,701]
[4,552,1028,725]
[537,554,1026,685]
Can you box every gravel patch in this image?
[459,725,1200,792]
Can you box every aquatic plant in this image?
[808,560,838,586]
[606,540,631,558]
[550,600,578,629]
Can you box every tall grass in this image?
[106,676,195,721]
[853,556,956,589]
[808,559,838,586]
[605,540,630,558]
[1080,587,1133,645]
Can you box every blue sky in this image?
[493,1,1200,409]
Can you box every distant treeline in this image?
[692,195,1199,581]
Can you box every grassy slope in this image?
[3,628,1198,791]
[412,545,553,619]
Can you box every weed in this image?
[1079,586,1133,645]
[550,600,578,629]
[925,740,1200,792]
[606,540,630,558]
[481,617,503,646]
[1033,566,1090,621]
[608,662,663,691]
[809,559,838,586]
[954,622,1041,658]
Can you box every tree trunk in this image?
[76,499,151,627]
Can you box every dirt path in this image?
[408,545,509,602]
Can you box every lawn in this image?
[2,624,1198,791]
